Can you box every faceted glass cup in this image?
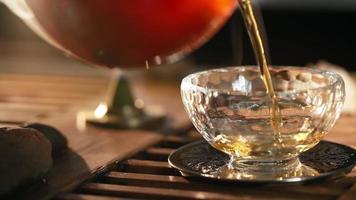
[181,66,345,170]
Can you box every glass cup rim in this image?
[181,66,344,95]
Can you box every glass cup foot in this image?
[223,157,319,181]
[228,157,300,172]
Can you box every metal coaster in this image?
[168,140,356,184]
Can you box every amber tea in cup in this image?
[181,66,345,170]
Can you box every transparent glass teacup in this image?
[181,66,345,170]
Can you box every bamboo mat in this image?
[0,71,354,200]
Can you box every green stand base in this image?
[78,74,165,129]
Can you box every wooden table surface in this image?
[0,68,355,200]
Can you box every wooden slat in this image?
[56,193,138,200]
[79,182,332,200]
[126,159,171,168]
[0,110,49,123]
[0,89,100,100]
[0,81,106,96]
[104,172,189,184]
[79,183,251,200]
[0,96,97,106]
[102,172,345,197]
[0,73,107,125]
[0,73,108,85]
[120,159,179,176]
[163,135,196,143]
[154,136,195,148]
[0,102,60,111]
[143,147,175,161]
[0,77,106,88]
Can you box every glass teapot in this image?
[1,0,237,128]
[1,0,236,68]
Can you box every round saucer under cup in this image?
[168,140,356,183]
